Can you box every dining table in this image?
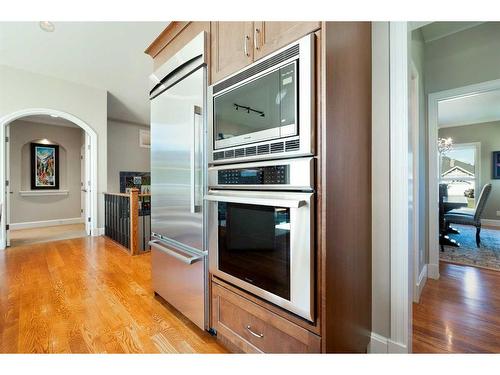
[439,195,469,248]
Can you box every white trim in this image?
[410,59,421,305]
[481,219,500,227]
[389,22,411,353]
[428,78,500,279]
[427,263,440,279]
[368,333,389,353]
[0,108,99,250]
[95,227,105,236]
[19,190,69,196]
[10,217,84,230]
[414,264,428,303]
[387,340,409,354]
[438,117,500,129]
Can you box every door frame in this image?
[0,108,98,249]
[388,22,412,353]
[427,78,500,279]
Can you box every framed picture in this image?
[493,151,500,179]
[31,143,60,190]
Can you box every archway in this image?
[0,108,98,249]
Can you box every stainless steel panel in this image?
[208,157,314,191]
[206,189,314,321]
[151,67,205,252]
[151,240,206,330]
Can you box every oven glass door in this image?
[218,201,291,299]
[213,61,297,149]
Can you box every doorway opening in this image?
[0,109,98,249]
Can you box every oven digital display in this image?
[218,165,288,185]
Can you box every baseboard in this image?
[481,219,500,227]
[10,217,84,230]
[415,264,428,302]
[368,333,389,353]
[387,339,409,353]
[427,263,440,280]
[94,227,104,236]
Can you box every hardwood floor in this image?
[413,262,500,353]
[0,236,227,353]
[9,224,88,247]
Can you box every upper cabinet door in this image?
[211,22,254,84]
[253,22,321,61]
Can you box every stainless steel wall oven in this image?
[208,34,315,164]
[206,158,315,321]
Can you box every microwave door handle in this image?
[190,106,203,214]
[204,194,306,208]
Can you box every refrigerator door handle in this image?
[149,240,204,265]
[191,105,203,214]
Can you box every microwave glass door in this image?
[214,62,297,149]
[218,202,291,299]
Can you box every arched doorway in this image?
[0,108,98,249]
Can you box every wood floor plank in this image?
[413,262,500,353]
[0,236,227,354]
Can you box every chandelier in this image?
[437,137,453,154]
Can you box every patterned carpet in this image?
[441,224,500,271]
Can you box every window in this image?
[439,142,480,207]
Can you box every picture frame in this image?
[493,151,500,179]
[30,143,60,190]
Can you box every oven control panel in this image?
[218,165,289,185]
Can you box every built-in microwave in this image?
[208,34,315,164]
[205,158,315,321]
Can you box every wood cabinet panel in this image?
[212,282,321,353]
[211,22,254,84]
[253,21,320,60]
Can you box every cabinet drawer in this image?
[212,282,320,353]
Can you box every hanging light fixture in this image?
[437,137,453,154]
[39,21,55,32]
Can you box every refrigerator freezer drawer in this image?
[151,240,206,330]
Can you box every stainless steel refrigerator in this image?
[148,32,208,330]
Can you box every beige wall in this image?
[371,21,391,341]
[411,29,428,273]
[425,22,500,94]
[0,65,107,233]
[9,120,84,223]
[439,121,500,221]
[107,120,150,193]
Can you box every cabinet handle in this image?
[254,28,260,50]
[246,325,264,338]
[244,35,250,57]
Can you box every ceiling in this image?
[17,114,81,128]
[419,22,484,43]
[438,89,500,128]
[0,22,168,125]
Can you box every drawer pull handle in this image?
[246,325,264,338]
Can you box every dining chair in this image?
[444,183,492,247]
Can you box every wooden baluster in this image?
[129,188,139,255]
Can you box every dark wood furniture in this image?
[146,21,372,354]
[439,194,468,249]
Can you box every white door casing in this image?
[427,78,500,279]
[0,108,99,249]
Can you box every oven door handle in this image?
[204,194,306,208]
[149,240,204,265]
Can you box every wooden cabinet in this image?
[210,22,254,84]
[253,21,320,60]
[212,281,321,353]
[210,21,320,83]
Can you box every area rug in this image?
[441,224,500,271]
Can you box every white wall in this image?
[9,120,84,224]
[0,65,107,238]
[107,119,150,193]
